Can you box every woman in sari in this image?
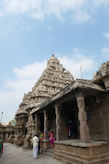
[49,129,55,148]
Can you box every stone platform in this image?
[53,140,109,164]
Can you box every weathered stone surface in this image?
[93,61,109,90]
[87,95,109,141]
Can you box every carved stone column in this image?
[55,103,62,141]
[76,93,91,143]
[44,110,48,140]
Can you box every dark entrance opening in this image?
[48,107,56,134]
[39,113,44,132]
[62,97,79,140]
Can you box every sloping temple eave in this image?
[30,79,106,114]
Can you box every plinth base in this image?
[54,140,109,164]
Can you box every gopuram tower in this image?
[14,54,74,148]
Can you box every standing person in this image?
[0,138,2,157]
[39,133,44,153]
[67,120,76,139]
[32,135,39,159]
[49,129,55,148]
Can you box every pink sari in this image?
[49,132,55,147]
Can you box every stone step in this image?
[54,149,85,160]
[54,151,86,164]
[54,149,109,161]
[54,150,109,164]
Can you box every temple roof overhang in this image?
[31,79,106,114]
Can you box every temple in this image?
[0,55,109,164]
[15,54,74,148]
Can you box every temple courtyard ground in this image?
[0,143,64,164]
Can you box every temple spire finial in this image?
[52,53,55,57]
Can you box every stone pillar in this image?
[76,93,91,143]
[44,110,48,141]
[55,103,61,141]
[35,113,38,134]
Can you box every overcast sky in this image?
[0,0,109,124]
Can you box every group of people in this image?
[0,138,3,157]
[0,122,77,160]
[32,122,77,159]
[32,129,55,159]
[0,130,55,159]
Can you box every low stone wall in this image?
[54,140,109,164]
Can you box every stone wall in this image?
[87,96,109,141]
[59,110,68,140]
[54,141,109,164]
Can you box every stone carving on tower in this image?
[93,61,109,91]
